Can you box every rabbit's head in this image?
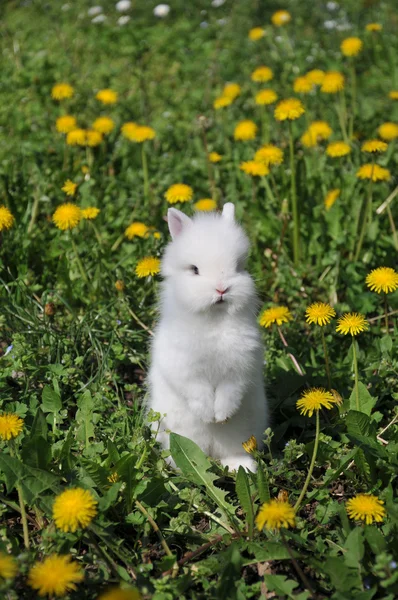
[161,203,257,314]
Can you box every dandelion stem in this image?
[288,121,299,265]
[321,329,332,389]
[261,105,269,143]
[10,441,30,549]
[91,222,103,245]
[251,177,257,204]
[294,410,320,512]
[335,93,349,143]
[71,237,89,284]
[200,121,217,201]
[135,500,174,559]
[263,176,276,205]
[27,191,41,235]
[352,339,360,411]
[376,184,398,214]
[354,159,374,260]
[277,326,304,376]
[386,204,398,251]
[111,234,124,252]
[348,62,357,139]
[124,300,154,335]
[368,309,398,323]
[280,530,315,597]
[141,144,149,203]
[17,484,30,549]
[384,294,389,332]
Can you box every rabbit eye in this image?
[190,265,200,275]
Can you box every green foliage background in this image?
[0,0,397,598]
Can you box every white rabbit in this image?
[147,203,268,471]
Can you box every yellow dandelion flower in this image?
[136,257,161,278]
[271,10,291,27]
[336,312,369,336]
[92,117,115,135]
[378,122,398,141]
[254,144,283,166]
[356,164,390,182]
[53,487,98,532]
[125,222,149,239]
[53,203,82,230]
[251,66,273,83]
[305,302,336,326]
[56,115,77,133]
[331,389,343,406]
[28,554,84,597]
[121,122,138,140]
[51,83,74,100]
[300,130,317,148]
[208,151,222,163]
[255,88,278,105]
[165,183,193,204]
[259,306,292,328]
[97,587,142,600]
[86,129,103,147]
[81,207,100,220]
[324,189,340,211]
[242,435,257,454]
[310,121,333,140]
[321,71,345,93]
[302,121,333,147]
[213,95,233,109]
[61,180,77,197]
[274,98,305,121]
[296,388,337,417]
[126,125,156,143]
[96,89,118,104]
[366,267,398,294]
[194,199,217,211]
[293,76,313,94]
[234,120,258,141]
[240,160,269,177]
[0,206,15,231]
[326,141,351,157]
[249,27,264,41]
[66,128,86,146]
[389,91,398,100]
[0,552,18,580]
[0,413,23,440]
[107,472,120,484]
[366,23,382,32]
[341,37,363,57]
[223,83,241,99]
[115,280,125,292]
[346,494,386,525]
[306,69,325,85]
[361,139,388,153]
[153,231,161,239]
[256,500,295,530]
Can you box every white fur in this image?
[147,203,268,471]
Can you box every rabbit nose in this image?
[216,287,229,295]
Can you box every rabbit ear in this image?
[167,208,192,239]
[222,203,235,222]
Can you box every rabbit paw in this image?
[189,392,215,423]
[214,382,242,423]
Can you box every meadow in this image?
[0,0,398,598]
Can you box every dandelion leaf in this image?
[170,433,236,521]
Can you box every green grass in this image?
[1,0,398,598]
